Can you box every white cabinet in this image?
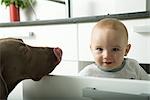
[0,24,78,75]
[8,82,23,100]
[23,24,78,61]
[1,24,79,100]
[122,19,150,63]
[148,33,150,62]
[0,24,78,61]
[78,22,96,61]
[0,27,37,45]
[51,61,79,76]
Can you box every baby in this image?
[79,18,149,80]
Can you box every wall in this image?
[71,0,147,17]
[0,0,67,22]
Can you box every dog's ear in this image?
[0,47,7,99]
[10,38,24,43]
[0,73,8,99]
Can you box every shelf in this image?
[0,11,150,27]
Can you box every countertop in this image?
[0,11,150,27]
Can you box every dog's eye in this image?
[21,43,26,46]
[17,38,24,42]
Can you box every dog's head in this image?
[1,38,62,81]
[0,38,62,99]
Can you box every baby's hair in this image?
[95,18,129,41]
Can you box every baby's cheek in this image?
[95,57,103,65]
[115,57,124,66]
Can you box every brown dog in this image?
[0,38,62,100]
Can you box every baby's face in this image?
[91,26,130,70]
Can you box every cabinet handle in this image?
[28,32,35,38]
[14,32,35,39]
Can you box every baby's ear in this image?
[124,44,131,56]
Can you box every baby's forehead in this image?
[96,18,125,30]
[93,18,128,40]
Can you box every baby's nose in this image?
[103,50,112,58]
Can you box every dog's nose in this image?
[53,47,63,64]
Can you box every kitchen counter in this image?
[0,11,150,27]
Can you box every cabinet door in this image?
[51,61,79,76]
[0,26,37,45]
[78,22,96,61]
[0,24,78,61]
[122,19,150,63]
[32,24,78,61]
[8,82,23,100]
[0,24,78,76]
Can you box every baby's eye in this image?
[96,48,103,51]
[112,48,120,52]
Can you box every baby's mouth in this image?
[103,62,112,65]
